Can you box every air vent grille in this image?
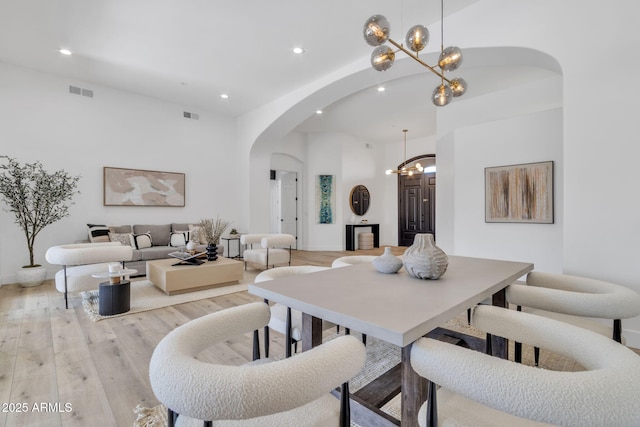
[69,85,93,98]
[183,111,200,120]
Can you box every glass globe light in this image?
[405,25,429,52]
[408,170,414,176]
[385,169,393,175]
[371,46,395,71]
[450,77,467,97]
[438,46,463,71]
[432,84,453,107]
[415,162,423,171]
[363,15,391,46]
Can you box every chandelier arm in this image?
[387,38,452,84]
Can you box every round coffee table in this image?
[91,268,137,315]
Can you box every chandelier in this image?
[363,0,467,107]
[386,129,423,176]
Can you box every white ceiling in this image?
[0,0,558,144]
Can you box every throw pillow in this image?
[130,232,153,250]
[88,224,110,243]
[110,233,132,247]
[188,225,206,244]
[169,231,189,247]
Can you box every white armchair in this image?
[410,304,640,427]
[241,233,295,270]
[45,242,133,308]
[149,301,366,427]
[506,271,640,364]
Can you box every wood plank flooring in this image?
[0,248,396,427]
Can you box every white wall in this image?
[443,108,563,273]
[0,62,238,284]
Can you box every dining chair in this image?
[255,266,336,358]
[506,271,640,365]
[149,301,366,427]
[410,304,640,427]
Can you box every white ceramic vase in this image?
[17,265,47,287]
[372,247,403,274]
[402,233,448,280]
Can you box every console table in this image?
[345,223,379,251]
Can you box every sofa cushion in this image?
[171,223,191,232]
[110,233,132,247]
[188,224,207,244]
[109,225,132,234]
[131,232,153,249]
[138,246,176,261]
[87,224,110,243]
[170,231,189,247]
[133,224,171,246]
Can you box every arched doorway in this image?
[398,155,436,246]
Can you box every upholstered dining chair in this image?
[255,266,336,358]
[241,233,295,270]
[410,304,640,427]
[149,301,366,427]
[506,271,640,365]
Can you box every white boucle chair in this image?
[330,255,377,268]
[149,302,366,427]
[241,234,295,271]
[255,266,335,358]
[410,304,640,427]
[506,271,640,365]
[45,242,133,309]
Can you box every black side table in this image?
[221,235,243,259]
[98,281,131,315]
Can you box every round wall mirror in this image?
[350,185,370,216]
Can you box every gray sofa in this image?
[93,223,224,276]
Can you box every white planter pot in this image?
[17,265,47,287]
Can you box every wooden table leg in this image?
[302,313,323,352]
[491,288,508,359]
[401,343,427,426]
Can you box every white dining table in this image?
[248,255,533,426]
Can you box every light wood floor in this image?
[0,248,399,427]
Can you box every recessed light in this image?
[292,47,305,54]
[316,110,323,115]
[59,48,72,56]
[377,86,386,92]
[220,94,229,99]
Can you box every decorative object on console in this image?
[372,247,403,274]
[485,161,554,224]
[363,0,467,107]
[0,156,80,287]
[103,166,185,207]
[403,233,448,280]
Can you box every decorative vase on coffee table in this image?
[372,247,403,274]
[403,233,448,280]
[206,243,218,261]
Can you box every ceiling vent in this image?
[183,111,199,120]
[69,85,93,98]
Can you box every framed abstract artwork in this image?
[316,174,335,224]
[485,161,554,223]
[103,167,185,207]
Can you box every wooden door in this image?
[398,171,436,246]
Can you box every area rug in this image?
[82,271,257,322]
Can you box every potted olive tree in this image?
[0,156,80,286]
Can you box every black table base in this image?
[98,281,131,315]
